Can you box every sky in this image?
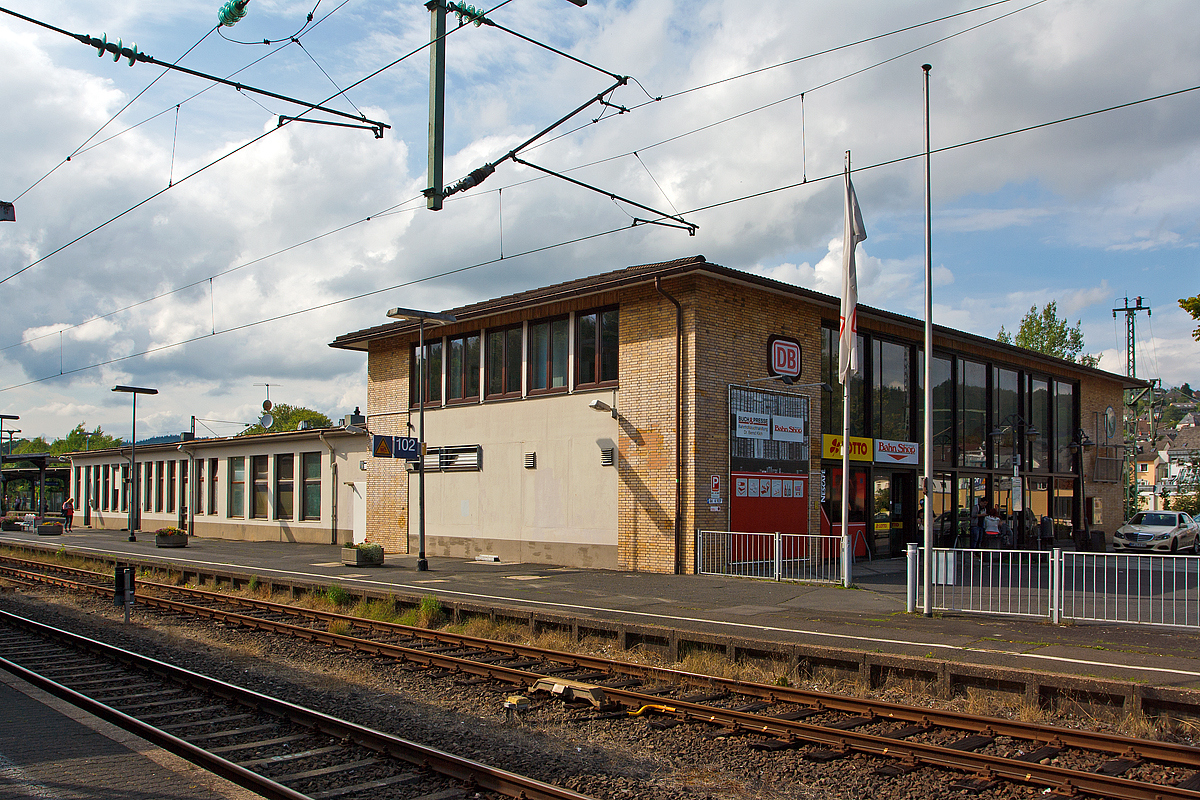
[0,0,1197,443]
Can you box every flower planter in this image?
[37,522,63,536]
[0,519,21,532]
[155,532,188,548]
[341,548,384,567]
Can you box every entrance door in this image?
[872,470,916,557]
[350,482,366,544]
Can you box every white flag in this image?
[839,165,867,385]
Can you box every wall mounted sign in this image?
[822,433,873,462]
[771,414,805,442]
[767,334,802,379]
[735,412,771,440]
[874,438,918,465]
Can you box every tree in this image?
[997,301,1099,367]
[237,404,333,436]
[53,423,123,455]
[1181,296,1200,342]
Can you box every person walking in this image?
[969,497,985,549]
[62,497,74,532]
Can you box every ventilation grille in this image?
[405,445,483,473]
[524,452,537,469]
[600,448,615,467]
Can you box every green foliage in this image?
[325,583,350,605]
[154,527,185,536]
[248,575,260,592]
[997,301,1098,367]
[1181,296,1200,342]
[7,423,123,458]
[238,403,333,436]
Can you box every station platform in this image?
[3,527,1200,692]
[0,669,258,800]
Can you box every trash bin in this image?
[1072,529,1089,551]
[1089,530,1106,552]
[1039,516,1054,550]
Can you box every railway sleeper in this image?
[802,746,850,762]
[1095,757,1141,777]
[947,774,999,795]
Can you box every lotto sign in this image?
[767,335,802,379]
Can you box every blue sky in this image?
[0,0,1197,441]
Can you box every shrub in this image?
[325,583,350,605]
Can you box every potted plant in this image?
[341,542,384,566]
[154,526,188,548]
[1,516,22,532]
[36,517,63,536]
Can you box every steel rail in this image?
[0,609,598,800]
[4,556,1198,770]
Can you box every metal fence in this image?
[915,547,1200,628]
[696,530,842,584]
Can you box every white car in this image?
[1113,511,1200,554]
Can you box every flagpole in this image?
[922,64,934,616]
[841,150,853,589]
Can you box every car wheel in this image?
[1171,538,1179,554]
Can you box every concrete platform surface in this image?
[4,528,1200,691]
[0,670,259,800]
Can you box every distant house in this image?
[68,423,369,545]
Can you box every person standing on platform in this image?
[969,497,985,549]
[62,497,74,532]
[983,506,1002,548]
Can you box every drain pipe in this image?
[318,432,338,545]
[654,277,684,575]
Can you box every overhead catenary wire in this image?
[7,77,1200,394]
[216,0,323,45]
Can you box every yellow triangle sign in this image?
[373,435,393,458]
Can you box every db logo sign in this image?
[768,335,802,379]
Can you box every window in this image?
[120,465,128,512]
[229,457,245,518]
[155,461,164,513]
[820,327,865,436]
[167,461,177,514]
[576,308,619,387]
[196,459,205,516]
[144,462,153,512]
[92,466,99,511]
[931,356,953,464]
[410,339,443,406]
[102,465,110,511]
[301,452,321,520]
[251,456,269,518]
[1054,381,1076,473]
[486,325,522,398]
[276,454,294,520]
[1029,377,1050,472]
[74,467,81,506]
[179,460,187,520]
[446,332,481,402]
[957,359,987,468]
[207,458,219,515]
[992,367,1019,470]
[873,339,910,441]
[528,316,569,392]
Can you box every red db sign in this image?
[768,335,802,379]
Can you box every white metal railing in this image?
[912,547,1200,628]
[696,530,842,584]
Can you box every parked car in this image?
[1113,511,1200,554]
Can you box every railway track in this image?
[5,553,1200,799]
[0,608,598,800]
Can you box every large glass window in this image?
[207,458,219,516]
[957,360,987,468]
[228,457,245,518]
[992,367,1020,470]
[528,317,569,392]
[251,456,269,518]
[155,461,164,513]
[820,327,865,436]
[447,332,480,402]
[931,356,954,464]
[276,454,294,520]
[409,340,443,406]
[486,325,522,398]
[301,452,321,520]
[1054,381,1076,473]
[576,307,619,387]
[873,339,910,441]
[1029,377,1050,472]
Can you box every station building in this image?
[330,256,1139,573]
[69,425,369,544]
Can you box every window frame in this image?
[575,306,619,390]
[527,315,570,395]
[207,458,219,516]
[445,331,481,404]
[485,324,523,400]
[300,452,321,521]
[409,339,444,408]
[276,453,294,521]
[228,456,245,518]
[250,455,270,519]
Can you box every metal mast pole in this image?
[418,320,428,571]
[426,0,447,210]
[921,64,934,616]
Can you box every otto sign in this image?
[767,335,802,379]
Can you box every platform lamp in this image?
[112,386,157,542]
[0,415,16,515]
[385,307,457,571]
[989,413,1039,546]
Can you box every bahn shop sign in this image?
[767,334,802,380]
[822,434,873,462]
[874,438,918,465]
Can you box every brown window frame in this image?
[485,324,523,399]
[445,331,481,404]
[409,339,444,408]
[575,306,619,389]
[527,315,570,396]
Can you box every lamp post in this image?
[386,307,457,571]
[989,413,1039,547]
[0,415,16,515]
[83,433,92,527]
[112,386,157,542]
[1069,429,1095,548]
